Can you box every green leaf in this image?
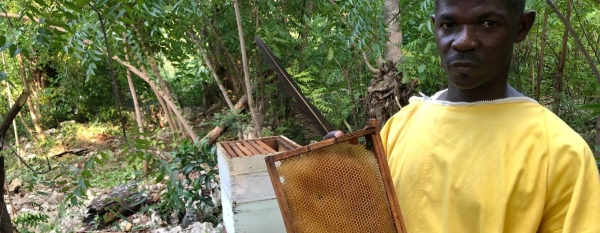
[21,49,30,59]
[34,0,49,8]
[28,5,44,17]
[9,44,18,57]
[74,187,83,198]
[418,64,426,73]
[0,42,11,52]
[13,47,22,57]
[79,179,87,189]
[577,104,600,110]
[0,36,5,46]
[70,195,78,206]
[327,48,334,61]
[37,191,50,196]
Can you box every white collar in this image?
[412,89,539,106]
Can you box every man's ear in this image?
[515,10,536,43]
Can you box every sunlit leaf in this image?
[34,0,49,8]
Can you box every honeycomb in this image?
[276,141,398,233]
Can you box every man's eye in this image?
[481,21,498,28]
[441,23,455,29]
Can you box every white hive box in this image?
[217,136,300,233]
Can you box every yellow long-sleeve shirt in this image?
[380,95,600,233]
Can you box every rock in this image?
[8,178,22,193]
[44,128,57,135]
[150,211,163,225]
[169,211,180,225]
[181,207,198,229]
[169,226,182,233]
[120,221,132,232]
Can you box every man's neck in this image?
[437,84,525,102]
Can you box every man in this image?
[380,0,600,232]
[329,0,600,232]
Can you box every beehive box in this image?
[217,136,300,233]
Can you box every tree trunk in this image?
[146,50,180,135]
[546,0,600,84]
[234,0,262,138]
[0,91,29,233]
[364,0,416,126]
[188,32,235,110]
[1,53,20,159]
[132,53,175,132]
[383,0,403,63]
[365,62,417,125]
[112,56,198,141]
[552,0,570,115]
[17,55,45,140]
[134,27,177,133]
[536,8,549,101]
[124,41,148,177]
[0,157,15,233]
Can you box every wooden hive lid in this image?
[218,136,300,159]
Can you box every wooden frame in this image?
[264,119,407,233]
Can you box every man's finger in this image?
[323,130,343,140]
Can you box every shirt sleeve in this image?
[538,138,600,233]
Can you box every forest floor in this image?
[3,120,226,233]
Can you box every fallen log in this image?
[82,183,163,226]
[202,95,248,145]
[52,148,88,158]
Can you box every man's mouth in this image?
[450,61,478,74]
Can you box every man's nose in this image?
[452,26,479,52]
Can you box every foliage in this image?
[155,138,220,224]
[0,0,599,230]
[13,213,51,233]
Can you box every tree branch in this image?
[361,51,380,74]
[112,56,198,141]
[187,32,235,110]
[0,91,29,143]
[546,0,600,84]
[0,12,67,33]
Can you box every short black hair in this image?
[435,0,526,15]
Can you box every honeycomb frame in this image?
[265,120,407,233]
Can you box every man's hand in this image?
[323,130,344,140]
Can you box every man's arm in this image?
[538,139,600,233]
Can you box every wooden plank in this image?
[275,137,294,150]
[265,156,296,233]
[280,136,301,148]
[262,138,278,150]
[249,140,270,154]
[369,119,407,233]
[222,142,238,158]
[256,140,277,153]
[229,142,246,157]
[235,142,253,156]
[241,140,260,156]
[271,127,376,161]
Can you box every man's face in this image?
[433,0,528,90]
